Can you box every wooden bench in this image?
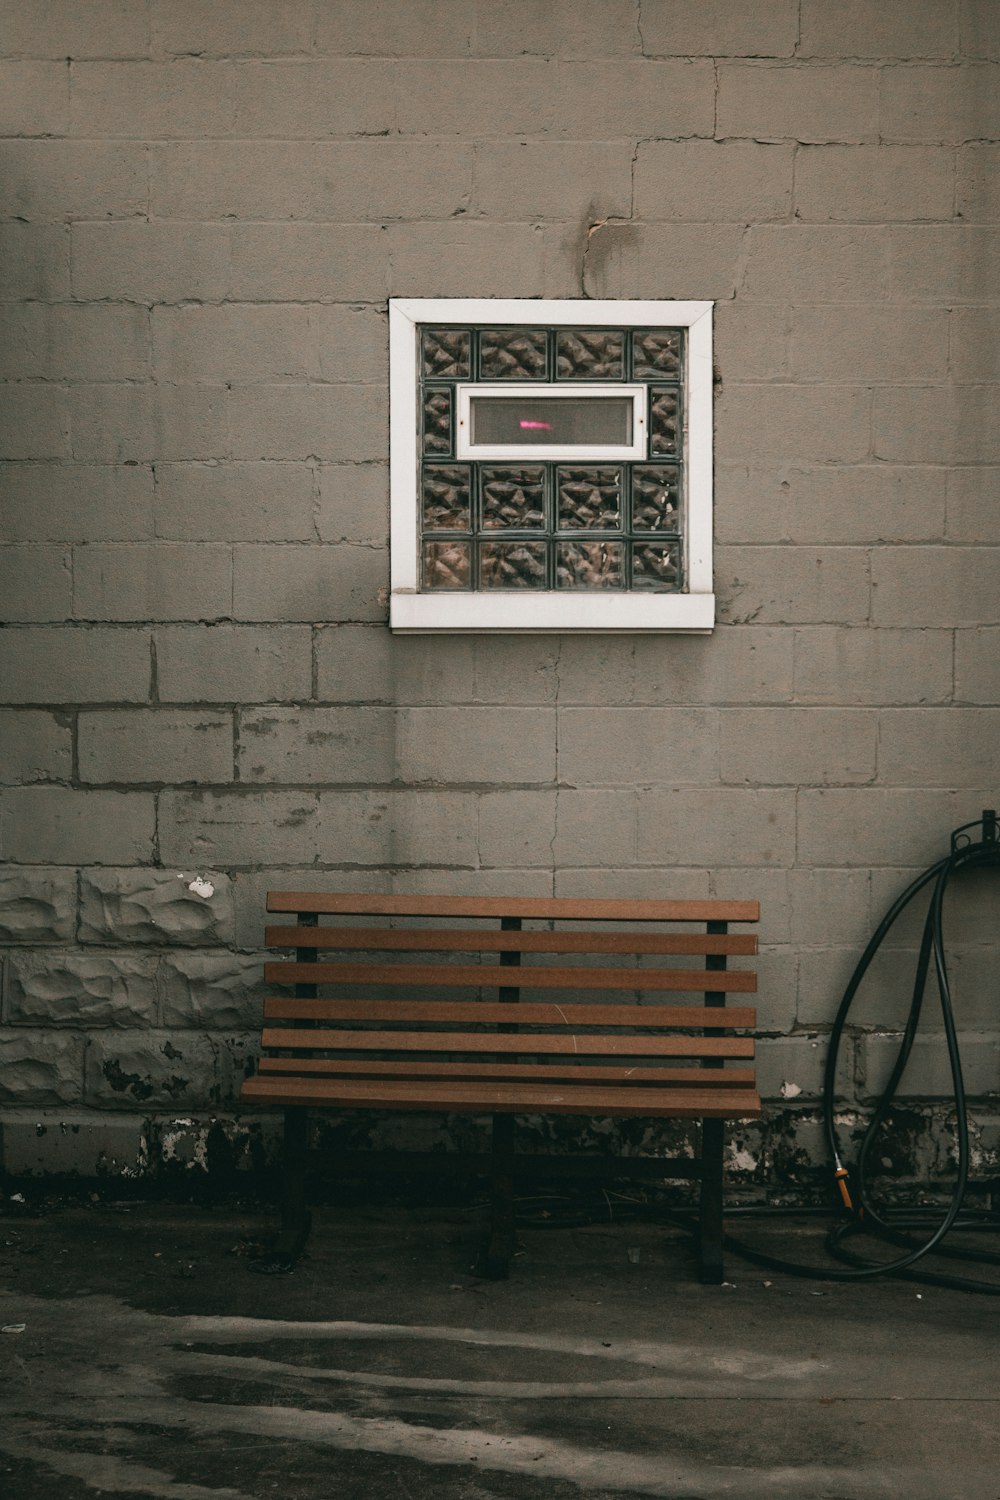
[241,893,761,1281]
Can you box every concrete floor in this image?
[1,1196,998,1500]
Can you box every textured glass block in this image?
[557,540,624,590]
[421,464,471,531]
[479,327,548,380]
[632,541,681,590]
[632,329,681,379]
[632,465,680,531]
[423,540,471,590]
[481,467,545,530]
[556,329,624,380]
[557,467,622,530]
[649,390,679,456]
[480,540,547,589]
[422,388,452,455]
[421,328,471,380]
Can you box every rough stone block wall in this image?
[0,0,997,1192]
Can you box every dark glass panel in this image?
[481,467,545,529]
[631,465,680,531]
[556,540,625,590]
[421,464,471,531]
[479,327,548,379]
[423,540,471,590]
[632,541,682,591]
[557,467,622,530]
[649,389,679,456]
[556,329,624,379]
[471,395,632,447]
[480,540,548,589]
[632,329,681,379]
[421,327,471,379]
[422,387,452,455]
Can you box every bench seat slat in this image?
[241,1074,762,1119]
[263,998,757,1029]
[265,926,758,957]
[264,960,757,994]
[257,1058,758,1085]
[260,1027,754,1058]
[267,893,760,923]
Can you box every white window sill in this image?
[390,591,715,634]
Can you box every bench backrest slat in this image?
[265,925,757,956]
[264,959,756,994]
[256,1058,759,1084]
[261,1027,754,1058]
[263,999,756,1028]
[267,893,760,922]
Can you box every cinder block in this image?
[860,1033,1000,1101]
[154,625,312,703]
[720,708,877,786]
[558,708,718,787]
[84,1030,256,1109]
[0,386,70,460]
[639,0,798,57]
[153,0,313,57]
[800,0,958,58]
[238,706,395,783]
[71,60,234,136]
[73,544,232,623]
[397,706,555,785]
[797,788,985,867]
[233,543,387,624]
[716,547,871,627]
[634,141,793,222]
[0,223,68,300]
[79,709,233,785]
[888,226,1000,302]
[386,222,546,298]
[788,868,871,948]
[955,627,1000,703]
[960,0,1000,59]
[637,788,795,867]
[631,628,795,707]
[153,305,310,384]
[756,1034,854,1104]
[154,463,316,543]
[8,951,158,1026]
[714,304,791,381]
[394,58,552,135]
[70,384,230,464]
[311,306,387,385]
[554,867,710,900]
[0,60,69,134]
[874,387,1000,463]
[0,465,154,544]
[395,868,553,897]
[0,710,72,784]
[230,224,387,301]
[473,638,559,705]
[793,627,952,705]
[314,625,476,706]
[877,708,1000,786]
[881,63,1000,142]
[742,225,888,301]
[473,142,632,220]
[159,788,322,866]
[874,545,997,627]
[0,0,149,58]
[957,145,1000,221]
[795,144,955,222]
[551,788,635,868]
[0,787,155,863]
[548,59,715,138]
[159,952,263,1030]
[583,223,744,300]
[316,788,479,867]
[745,946,797,1036]
[0,626,151,705]
[0,304,150,383]
[71,221,230,304]
[233,59,395,136]
[716,63,879,143]
[314,0,473,56]
[949,308,1000,380]
[0,868,76,942]
[473,0,639,56]
[229,386,385,463]
[790,307,949,383]
[716,385,871,465]
[316,464,388,547]
[479,789,559,867]
[0,140,146,220]
[717,465,945,545]
[871,863,998,948]
[0,1031,83,1106]
[0,547,71,622]
[80,868,234,946]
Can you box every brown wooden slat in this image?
[265,925,758,956]
[264,960,757,994]
[262,998,757,1029]
[257,1057,758,1085]
[267,892,760,923]
[241,1074,762,1119]
[260,1027,754,1057]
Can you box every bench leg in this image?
[250,1106,312,1275]
[476,1113,516,1279]
[698,1118,725,1285]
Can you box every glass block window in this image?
[390,299,714,632]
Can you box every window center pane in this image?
[470,395,633,447]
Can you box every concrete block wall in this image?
[0,0,997,1192]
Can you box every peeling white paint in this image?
[780,1082,802,1100]
[729,1147,758,1172]
[187,877,215,899]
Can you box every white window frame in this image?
[389,297,714,634]
[455,383,647,462]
